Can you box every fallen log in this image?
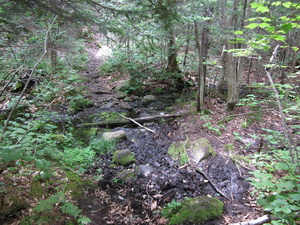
[77,113,182,128]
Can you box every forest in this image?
[0,0,299,224]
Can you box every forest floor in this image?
[72,34,298,225]
[1,33,299,225]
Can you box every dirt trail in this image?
[75,34,261,224]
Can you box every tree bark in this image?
[194,20,205,111]
[166,29,181,73]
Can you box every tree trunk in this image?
[50,49,58,75]
[166,29,181,73]
[194,20,205,112]
[226,42,242,110]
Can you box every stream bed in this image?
[66,91,254,225]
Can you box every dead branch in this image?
[229,215,270,225]
[119,114,155,133]
[78,113,182,128]
[194,167,231,201]
[0,65,24,96]
[266,44,299,173]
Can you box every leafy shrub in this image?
[62,147,96,170]
[69,96,94,111]
[23,191,91,225]
[249,147,300,224]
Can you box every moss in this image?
[112,149,136,166]
[30,178,43,197]
[167,139,189,166]
[162,196,224,225]
[115,169,136,182]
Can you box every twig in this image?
[194,167,231,201]
[266,44,299,173]
[118,114,155,133]
[229,215,270,225]
[0,65,24,96]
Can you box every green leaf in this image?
[271,2,282,7]
[289,193,300,201]
[234,31,243,34]
[259,23,270,28]
[282,2,292,8]
[281,207,291,214]
[246,23,258,29]
[280,23,293,34]
[270,34,286,42]
[277,181,296,191]
[251,3,269,13]
[61,202,82,217]
[3,151,22,163]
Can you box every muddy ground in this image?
[73,35,264,224]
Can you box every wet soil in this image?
[74,34,260,224]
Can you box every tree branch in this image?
[229,215,270,225]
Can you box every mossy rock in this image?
[112,149,135,165]
[115,169,136,182]
[167,139,189,165]
[161,196,224,225]
[188,138,215,164]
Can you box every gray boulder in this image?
[142,95,156,105]
[188,138,215,164]
[114,91,126,99]
[115,80,129,92]
[138,164,155,177]
[102,130,127,142]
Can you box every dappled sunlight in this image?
[95,45,112,58]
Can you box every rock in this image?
[120,102,133,110]
[124,96,132,102]
[115,169,135,182]
[142,95,156,105]
[138,164,155,177]
[167,140,189,166]
[114,91,126,99]
[115,80,129,92]
[161,196,224,225]
[102,130,127,142]
[112,149,135,165]
[188,138,215,163]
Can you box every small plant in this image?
[89,138,116,154]
[248,148,300,225]
[25,191,91,225]
[62,147,96,171]
[201,115,223,135]
[69,96,94,111]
